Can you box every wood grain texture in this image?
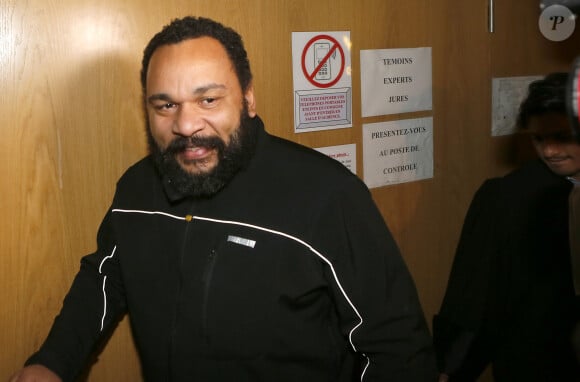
[1,1,578,380]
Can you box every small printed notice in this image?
[363,117,433,188]
[315,143,356,174]
[295,89,351,131]
[360,47,432,117]
[492,76,541,136]
[292,31,353,133]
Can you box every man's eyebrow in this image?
[192,83,227,94]
[147,93,172,103]
[147,84,227,104]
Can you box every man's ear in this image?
[244,83,257,117]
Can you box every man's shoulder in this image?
[473,160,570,209]
[469,160,567,207]
[252,131,367,198]
[498,160,566,189]
[262,133,354,177]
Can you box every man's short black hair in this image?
[517,72,568,130]
[140,16,253,95]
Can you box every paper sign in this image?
[315,143,356,174]
[360,47,432,117]
[363,118,433,188]
[491,76,541,136]
[292,31,353,133]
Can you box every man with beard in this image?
[434,72,580,381]
[10,16,436,382]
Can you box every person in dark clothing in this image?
[434,72,580,382]
[9,16,437,382]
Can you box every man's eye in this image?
[156,103,176,110]
[202,97,217,105]
[555,133,574,142]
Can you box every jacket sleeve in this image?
[432,179,502,380]
[25,208,127,382]
[311,177,437,381]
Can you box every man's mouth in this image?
[180,146,213,161]
[545,156,569,163]
[163,135,224,166]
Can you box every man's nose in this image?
[172,104,204,137]
[539,139,562,157]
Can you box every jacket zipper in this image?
[167,214,194,380]
[201,248,218,342]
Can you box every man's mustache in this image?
[164,135,225,155]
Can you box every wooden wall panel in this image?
[1,0,578,380]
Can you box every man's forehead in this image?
[145,37,237,93]
[526,113,570,135]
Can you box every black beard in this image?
[149,111,258,198]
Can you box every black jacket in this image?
[434,160,580,381]
[28,117,436,381]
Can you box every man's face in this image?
[528,113,580,180]
[145,37,256,176]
